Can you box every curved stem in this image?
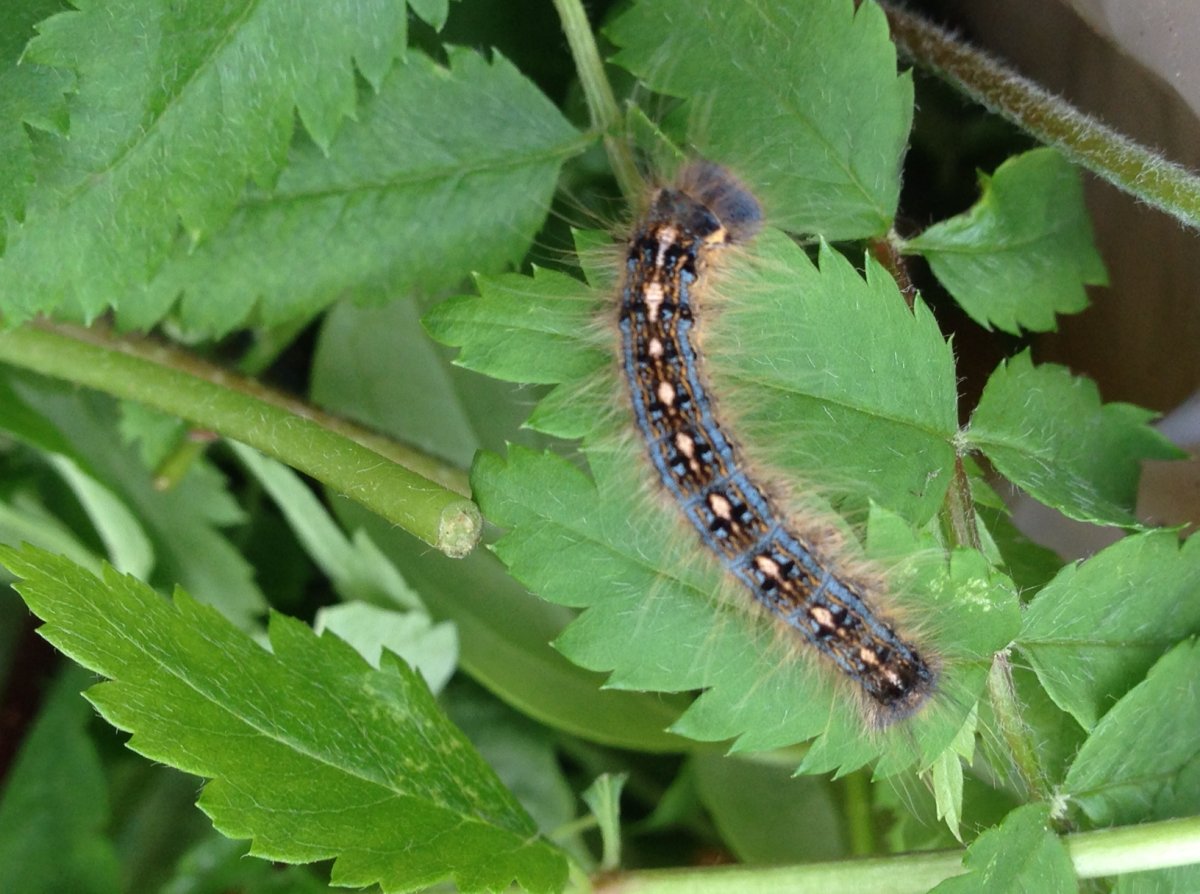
[589,814,1200,893]
[882,1,1200,232]
[553,0,643,200]
[0,320,479,558]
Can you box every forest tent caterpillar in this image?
[618,162,936,722]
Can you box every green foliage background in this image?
[0,1,1198,893]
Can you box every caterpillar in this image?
[618,162,937,722]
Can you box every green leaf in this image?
[161,836,333,894]
[314,601,458,694]
[46,453,153,580]
[582,773,628,873]
[0,489,103,575]
[931,714,978,842]
[0,0,416,323]
[117,401,189,470]
[0,0,73,249]
[975,503,1063,594]
[967,350,1182,527]
[1019,532,1200,730]
[0,666,120,894]
[315,298,539,470]
[706,236,958,524]
[0,543,569,894]
[1063,638,1200,827]
[906,148,1107,333]
[425,266,609,386]
[1008,664,1087,792]
[409,0,450,32]
[927,803,1075,893]
[124,48,584,336]
[608,0,911,238]
[474,447,1018,777]
[442,679,578,846]
[693,754,845,864]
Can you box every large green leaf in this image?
[1019,532,1200,729]
[1063,639,1200,827]
[906,148,1107,334]
[0,0,427,324]
[470,448,1016,778]
[122,47,584,335]
[0,544,568,894]
[608,0,911,238]
[692,753,844,864]
[434,216,1018,776]
[967,351,1182,527]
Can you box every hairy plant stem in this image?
[882,1,1200,232]
[944,455,982,552]
[869,234,917,310]
[553,0,643,200]
[987,652,1055,808]
[590,814,1200,892]
[0,319,479,558]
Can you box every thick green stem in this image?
[590,815,1200,893]
[882,1,1200,232]
[553,0,643,200]
[842,769,876,858]
[0,320,479,558]
[152,314,319,490]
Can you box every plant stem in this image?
[869,233,916,311]
[0,320,479,558]
[553,0,643,200]
[842,769,876,857]
[1068,816,1200,879]
[943,455,981,552]
[590,814,1200,893]
[151,313,318,490]
[151,437,209,491]
[881,1,1200,232]
[986,651,1054,807]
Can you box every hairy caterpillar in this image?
[618,162,937,722]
